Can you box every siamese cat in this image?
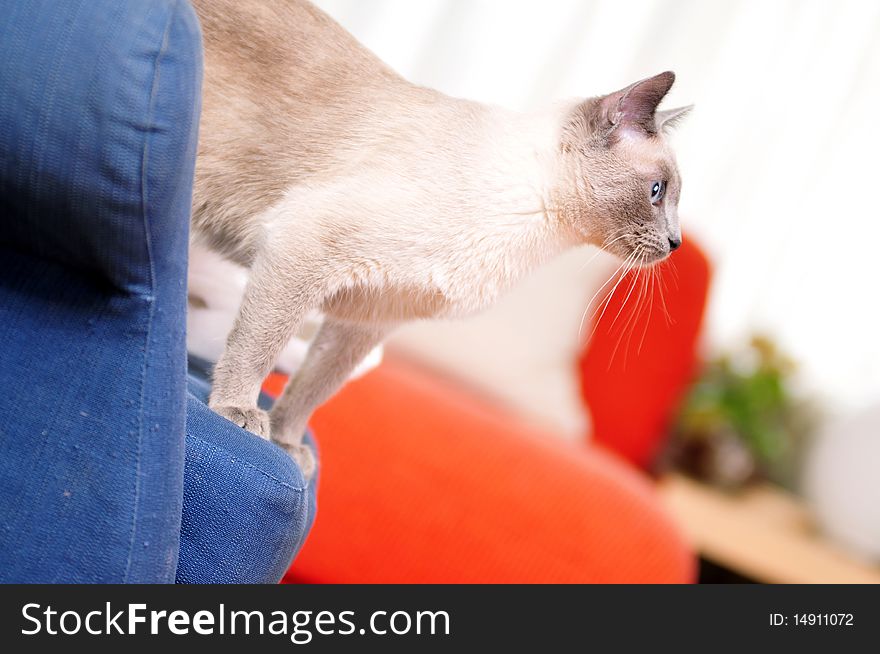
[191,0,691,478]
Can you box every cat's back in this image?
[191,0,413,262]
[193,0,399,98]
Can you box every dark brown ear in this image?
[599,71,676,139]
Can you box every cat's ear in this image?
[599,71,676,141]
[655,105,693,132]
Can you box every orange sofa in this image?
[270,238,710,583]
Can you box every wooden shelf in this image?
[658,474,880,584]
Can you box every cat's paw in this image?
[274,439,317,482]
[214,405,271,440]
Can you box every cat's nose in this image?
[668,236,682,252]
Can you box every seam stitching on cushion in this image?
[124,1,178,583]
[186,432,308,493]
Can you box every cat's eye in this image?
[650,181,666,205]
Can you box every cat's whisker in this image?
[601,232,630,250]
[576,252,633,342]
[667,258,681,290]
[637,266,657,355]
[575,233,629,275]
[577,266,623,343]
[584,250,640,346]
[625,264,654,364]
[656,262,674,326]
[601,226,630,245]
[580,262,628,345]
[608,262,641,332]
[609,248,649,366]
[620,269,649,368]
[627,253,653,354]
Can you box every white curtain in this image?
[314,0,880,415]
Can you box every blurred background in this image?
[297,0,880,582]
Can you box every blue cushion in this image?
[178,394,318,584]
[180,361,318,584]
[0,0,202,583]
[0,0,316,583]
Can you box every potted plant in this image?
[661,335,818,491]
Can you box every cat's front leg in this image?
[209,247,323,441]
[269,319,393,478]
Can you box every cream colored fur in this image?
[190,0,689,478]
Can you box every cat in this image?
[190,0,691,479]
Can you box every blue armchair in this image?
[0,0,316,583]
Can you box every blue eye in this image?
[651,181,666,205]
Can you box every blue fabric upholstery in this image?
[0,0,316,583]
[180,361,318,584]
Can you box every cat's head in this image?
[557,71,691,265]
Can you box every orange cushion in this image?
[270,358,694,583]
[579,237,711,468]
